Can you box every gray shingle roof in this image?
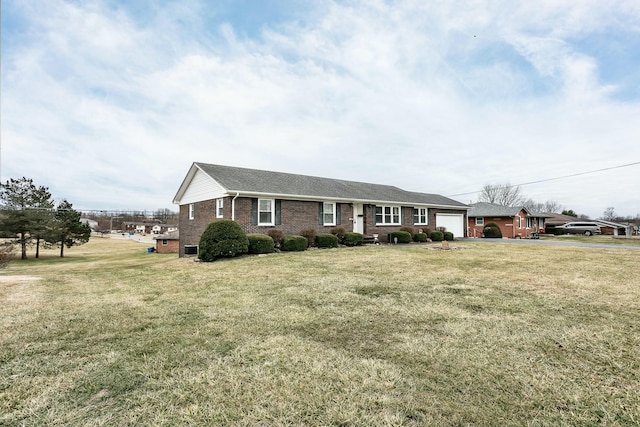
[468,202,526,217]
[195,163,468,208]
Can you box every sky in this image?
[2,0,639,219]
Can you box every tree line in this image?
[0,177,91,260]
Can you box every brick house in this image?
[154,230,179,253]
[467,202,547,239]
[172,163,470,257]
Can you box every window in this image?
[188,203,194,220]
[375,205,401,225]
[184,245,198,255]
[526,217,533,228]
[517,216,522,229]
[162,239,168,246]
[413,208,428,225]
[259,199,274,225]
[475,217,484,226]
[216,198,224,218]
[323,202,336,226]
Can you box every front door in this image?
[353,203,364,234]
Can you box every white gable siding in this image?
[180,169,227,204]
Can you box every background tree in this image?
[562,209,578,217]
[479,183,525,206]
[46,200,91,257]
[0,178,54,259]
[523,199,563,213]
[602,207,616,221]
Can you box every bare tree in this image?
[479,183,525,206]
[602,207,616,221]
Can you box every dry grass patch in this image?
[1,238,639,425]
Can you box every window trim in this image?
[216,198,224,218]
[184,245,198,256]
[188,203,195,220]
[475,217,484,226]
[413,207,428,225]
[375,205,401,225]
[258,198,275,226]
[323,202,336,226]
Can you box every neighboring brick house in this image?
[154,230,180,253]
[467,202,547,239]
[173,163,470,257]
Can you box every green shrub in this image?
[316,233,339,248]
[282,235,308,252]
[300,228,316,248]
[400,226,416,238]
[388,231,412,244]
[430,230,444,242]
[413,232,428,242]
[483,223,502,238]
[267,229,284,248]
[247,234,275,254]
[198,220,249,262]
[443,231,454,241]
[343,232,363,246]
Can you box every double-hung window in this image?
[526,217,533,229]
[413,208,428,225]
[375,205,401,225]
[475,217,484,226]
[323,202,336,226]
[216,199,224,218]
[258,199,275,226]
[188,203,195,220]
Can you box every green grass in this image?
[1,238,639,426]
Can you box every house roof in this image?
[174,162,469,209]
[468,202,529,217]
[155,230,179,240]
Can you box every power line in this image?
[449,161,640,198]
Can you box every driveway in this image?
[460,237,640,250]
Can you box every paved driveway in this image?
[460,237,640,250]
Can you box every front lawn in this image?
[1,238,638,425]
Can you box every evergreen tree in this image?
[46,200,91,257]
[0,178,54,259]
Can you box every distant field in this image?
[1,237,639,426]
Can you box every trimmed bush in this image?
[343,232,363,246]
[198,220,249,262]
[300,228,316,248]
[483,222,502,238]
[443,231,454,241]
[400,226,416,238]
[316,233,339,248]
[430,230,444,242]
[247,234,275,254]
[413,232,428,242]
[267,229,284,248]
[282,235,308,252]
[388,231,412,244]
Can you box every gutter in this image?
[231,192,240,221]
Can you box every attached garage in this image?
[436,213,465,238]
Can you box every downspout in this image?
[231,192,240,221]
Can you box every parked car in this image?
[555,222,601,236]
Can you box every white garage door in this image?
[435,213,465,238]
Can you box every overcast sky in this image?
[2,0,639,218]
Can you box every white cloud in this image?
[1,0,639,217]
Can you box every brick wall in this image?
[467,210,537,239]
[155,238,179,253]
[178,197,467,256]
